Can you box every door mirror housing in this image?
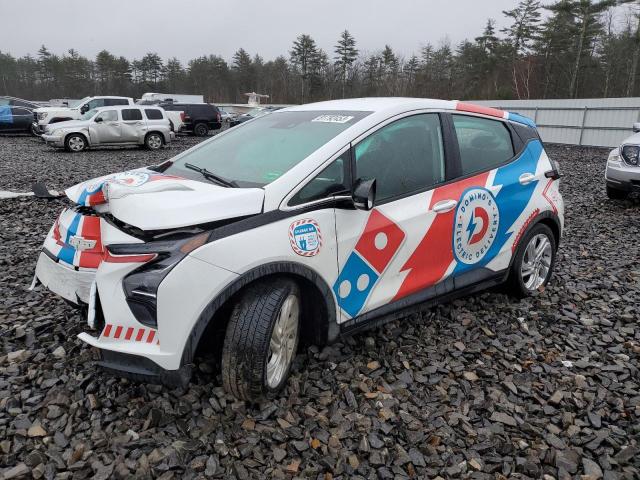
[95,116,103,123]
[352,178,376,211]
[80,104,89,114]
[633,122,640,133]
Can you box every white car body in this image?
[33,97,564,389]
[41,105,175,150]
[33,96,135,133]
[605,128,640,197]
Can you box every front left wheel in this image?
[222,279,300,401]
[65,134,87,152]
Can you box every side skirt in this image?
[339,268,508,338]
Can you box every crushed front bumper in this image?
[41,133,65,148]
[34,251,95,304]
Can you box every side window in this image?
[289,153,349,206]
[452,115,515,175]
[145,109,163,120]
[354,113,445,202]
[86,99,105,110]
[96,110,118,122]
[11,107,31,116]
[106,98,129,106]
[122,109,143,121]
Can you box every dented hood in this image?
[65,169,264,230]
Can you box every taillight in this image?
[180,112,186,122]
[217,112,221,122]
[103,250,157,264]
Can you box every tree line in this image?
[1,0,640,104]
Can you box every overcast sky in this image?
[6,0,532,63]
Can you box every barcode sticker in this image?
[311,115,354,124]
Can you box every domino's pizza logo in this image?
[112,171,150,187]
[289,219,322,257]
[453,187,499,265]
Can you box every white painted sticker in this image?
[311,115,354,124]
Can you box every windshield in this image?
[165,110,370,187]
[81,108,99,120]
[70,97,89,108]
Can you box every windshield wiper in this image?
[184,163,237,188]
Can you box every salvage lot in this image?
[0,135,639,479]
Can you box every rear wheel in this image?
[606,185,628,200]
[145,132,163,150]
[193,122,209,137]
[222,279,300,401]
[506,223,556,298]
[65,134,87,152]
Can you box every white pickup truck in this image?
[33,96,184,134]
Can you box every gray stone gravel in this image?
[1,136,639,479]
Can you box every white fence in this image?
[472,98,640,148]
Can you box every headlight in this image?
[38,112,48,120]
[621,145,640,166]
[106,233,209,328]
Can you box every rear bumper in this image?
[34,251,95,304]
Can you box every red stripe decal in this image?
[114,326,123,339]
[78,216,104,269]
[456,102,506,119]
[394,172,490,300]
[146,330,156,343]
[136,329,145,342]
[125,327,134,340]
[103,251,157,264]
[103,324,112,337]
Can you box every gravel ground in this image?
[1,136,639,479]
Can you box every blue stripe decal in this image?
[508,112,537,129]
[57,214,81,264]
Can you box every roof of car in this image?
[93,105,162,111]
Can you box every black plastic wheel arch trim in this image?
[179,261,338,368]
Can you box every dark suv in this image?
[161,103,221,136]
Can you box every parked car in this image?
[228,106,281,127]
[33,98,563,400]
[0,96,44,134]
[41,105,174,152]
[605,122,640,199]
[161,102,221,136]
[217,107,237,124]
[33,96,134,134]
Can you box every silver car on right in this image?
[606,122,640,199]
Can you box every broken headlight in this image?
[621,145,640,166]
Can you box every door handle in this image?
[519,172,536,185]
[432,199,457,213]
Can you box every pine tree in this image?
[290,34,319,102]
[334,30,358,98]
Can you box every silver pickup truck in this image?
[41,105,175,152]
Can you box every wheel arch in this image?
[145,130,165,144]
[64,131,88,147]
[508,210,561,272]
[179,261,338,368]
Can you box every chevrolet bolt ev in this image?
[605,122,640,199]
[33,98,564,401]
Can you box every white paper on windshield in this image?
[311,115,354,124]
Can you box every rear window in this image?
[453,115,515,175]
[145,109,163,120]
[122,108,143,121]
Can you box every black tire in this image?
[64,134,87,153]
[606,185,628,200]
[193,122,209,137]
[30,123,40,136]
[222,279,300,401]
[506,223,557,298]
[145,132,163,150]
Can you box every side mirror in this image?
[633,123,640,133]
[95,117,103,123]
[80,104,89,114]
[352,178,376,211]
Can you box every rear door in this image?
[446,113,541,288]
[120,108,145,142]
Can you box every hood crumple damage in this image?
[65,169,264,231]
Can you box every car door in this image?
[90,109,121,143]
[10,107,33,132]
[447,113,541,289]
[333,113,451,323]
[120,108,145,142]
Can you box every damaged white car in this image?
[33,98,564,400]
